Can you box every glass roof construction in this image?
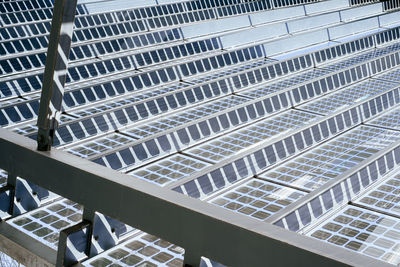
[2,0,400,266]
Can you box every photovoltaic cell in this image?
[129,154,210,186]
[260,126,400,192]
[375,67,400,83]
[308,206,400,265]
[185,109,319,163]
[320,44,400,72]
[67,133,136,159]
[11,114,76,136]
[9,199,83,249]
[84,232,184,267]
[368,105,400,130]
[355,171,400,217]
[298,79,399,115]
[123,95,248,138]
[210,178,305,220]
[238,68,331,99]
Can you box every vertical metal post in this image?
[37,0,77,151]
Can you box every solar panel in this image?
[209,178,306,220]
[9,199,83,249]
[185,109,319,163]
[355,170,400,217]
[260,126,400,191]
[308,206,400,265]
[85,232,185,267]
[124,95,248,139]
[129,154,210,186]
[298,78,399,115]
[367,105,400,130]
[66,133,137,159]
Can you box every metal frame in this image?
[0,127,393,267]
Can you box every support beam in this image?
[37,0,77,151]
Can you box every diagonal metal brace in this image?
[37,0,78,151]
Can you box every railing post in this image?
[36,0,77,151]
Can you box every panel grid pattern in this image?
[185,109,319,163]
[308,206,400,265]
[67,133,137,159]
[85,233,184,267]
[124,95,248,139]
[368,105,400,130]
[355,171,400,216]
[129,154,211,187]
[210,178,306,221]
[260,126,400,192]
[8,199,83,249]
[298,79,399,115]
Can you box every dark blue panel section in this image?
[157,135,171,152]
[310,198,323,218]
[105,154,122,170]
[145,139,160,156]
[133,144,147,161]
[350,174,360,194]
[210,169,225,188]
[120,148,135,166]
[198,175,213,195]
[184,180,200,198]
[286,212,299,232]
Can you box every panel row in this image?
[0,27,183,58]
[173,85,400,199]
[275,139,400,233]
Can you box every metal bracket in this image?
[56,208,132,266]
[56,220,93,267]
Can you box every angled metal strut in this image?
[37,0,78,151]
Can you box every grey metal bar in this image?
[0,128,393,267]
[36,0,78,151]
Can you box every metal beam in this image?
[0,222,55,266]
[0,128,393,267]
[37,0,77,151]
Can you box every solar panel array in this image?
[2,0,400,266]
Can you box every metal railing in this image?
[0,127,392,267]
